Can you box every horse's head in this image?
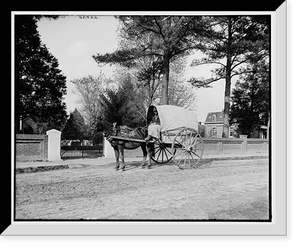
[112,122,117,133]
[103,122,119,142]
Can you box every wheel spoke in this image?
[174,139,182,148]
[165,147,172,155]
[163,149,169,161]
[154,147,160,154]
[174,149,185,159]
[190,134,198,147]
[176,153,184,165]
[156,149,162,161]
[188,132,193,146]
[191,150,202,159]
[190,151,195,161]
[187,152,191,168]
[183,152,187,168]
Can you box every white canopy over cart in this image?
[147,105,198,133]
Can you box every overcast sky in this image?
[37,15,226,122]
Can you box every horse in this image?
[104,123,152,171]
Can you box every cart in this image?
[110,105,204,169]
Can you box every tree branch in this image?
[188,76,224,88]
[191,58,226,67]
[230,57,249,71]
[153,17,165,40]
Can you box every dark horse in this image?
[104,123,151,171]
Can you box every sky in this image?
[37,15,227,122]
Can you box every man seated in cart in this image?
[145,106,161,142]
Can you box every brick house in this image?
[204,111,268,138]
[204,111,236,138]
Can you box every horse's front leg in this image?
[114,146,120,171]
[119,146,125,171]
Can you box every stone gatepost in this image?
[103,137,115,159]
[46,129,62,161]
[240,134,248,152]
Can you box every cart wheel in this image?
[150,139,173,164]
[171,128,204,169]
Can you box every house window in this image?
[212,127,217,137]
[230,127,234,137]
[212,114,216,122]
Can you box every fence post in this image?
[46,129,62,161]
[240,135,248,152]
[218,141,223,153]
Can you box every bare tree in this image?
[112,55,197,111]
[71,73,111,131]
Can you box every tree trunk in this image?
[223,69,231,138]
[267,110,270,140]
[222,18,232,138]
[161,54,170,105]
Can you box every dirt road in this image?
[15,158,270,220]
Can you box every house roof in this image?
[205,111,224,124]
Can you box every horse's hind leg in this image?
[140,144,147,168]
[146,143,152,169]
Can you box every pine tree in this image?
[230,60,269,137]
[93,16,208,105]
[62,109,86,140]
[98,75,147,130]
[15,15,67,134]
[189,16,270,137]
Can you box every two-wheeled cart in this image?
[110,105,204,169]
